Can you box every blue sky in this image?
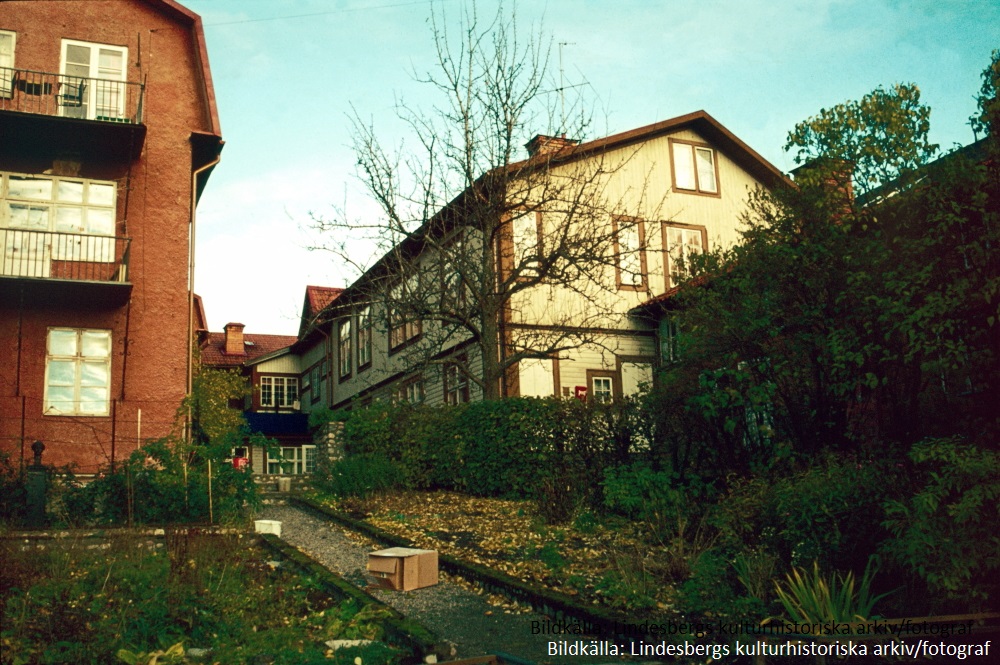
[182,0,999,335]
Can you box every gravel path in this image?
[261,503,595,664]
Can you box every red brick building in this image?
[0,0,223,473]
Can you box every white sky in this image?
[182,0,1000,335]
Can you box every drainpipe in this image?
[187,153,221,440]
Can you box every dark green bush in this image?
[883,437,1000,610]
[314,454,405,499]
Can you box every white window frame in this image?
[260,376,299,408]
[267,445,316,475]
[0,30,15,98]
[663,223,707,289]
[60,39,128,121]
[44,328,112,416]
[511,210,542,278]
[613,217,647,290]
[444,356,471,405]
[338,318,352,380]
[670,139,719,195]
[357,305,372,369]
[1,171,118,275]
[397,375,425,404]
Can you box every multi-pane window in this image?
[357,305,372,369]
[1,172,117,276]
[338,319,352,379]
[260,376,298,408]
[389,277,422,351]
[663,224,706,288]
[0,31,15,98]
[60,39,128,120]
[267,445,316,475]
[397,376,425,404]
[660,318,680,364]
[44,328,111,416]
[444,356,471,405]
[670,140,719,195]
[309,365,321,403]
[592,376,614,403]
[613,217,647,289]
[511,210,542,278]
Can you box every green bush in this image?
[883,437,1000,608]
[314,454,405,499]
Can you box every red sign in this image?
[232,457,249,471]
[574,385,588,401]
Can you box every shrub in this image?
[314,454,405,499]
[773,558,892,625]
[883,437,1000,608]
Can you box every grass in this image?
[0,531,400,665]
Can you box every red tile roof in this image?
[200,332,298,367]
[299,285,344,336]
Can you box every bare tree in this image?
[312,2,657,400]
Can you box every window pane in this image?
[88,183,115,207]
[86,208,115,236]
[80,361,109,387]
[98,49,123,78]
[49,330,78,356]
[81,330,111,357]
[673,144,695,190]
[47,359,76,385]
[46,386,75,413]
[57,181,85,203]
[79,386,108,413]
[55,207,85,233]
[66,44,91,68]
[696,148,717,193]
[9,176,53,201]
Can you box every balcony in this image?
[0,228,132,307]
[0,66,146,161]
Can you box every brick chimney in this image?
[224,322,246,355]
[525,133,579,158]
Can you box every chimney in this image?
[525,133,579,158]
[224,322,246,355]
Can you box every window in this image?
[670,139,719,195]
[338,319,352,379]
[357,305,372,370]
[309,365,321,403]
[260,376,298,408]
[663,223,707,289]
[510,210,542,278]
[44,328,111,416]
[267,445,316,475]
[586,370,617,404]
[0,31,15,98]
[660,317,680,364]
[60,39,128,120]
[396,376,425,404]
[389,277,422,352]
[1,172,117,277]
[444,355,471,405]
[613,217,647,289]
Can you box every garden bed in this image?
[0,530,407,664]
[309,490,677,614]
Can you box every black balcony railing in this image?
[0,66,143,124]
[0,228,131,283]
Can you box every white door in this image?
[60,40,127,120]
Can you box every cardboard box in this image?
[367,547,438,590]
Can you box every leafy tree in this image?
[784,83,938,197]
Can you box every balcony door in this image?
[60,40,127,121]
